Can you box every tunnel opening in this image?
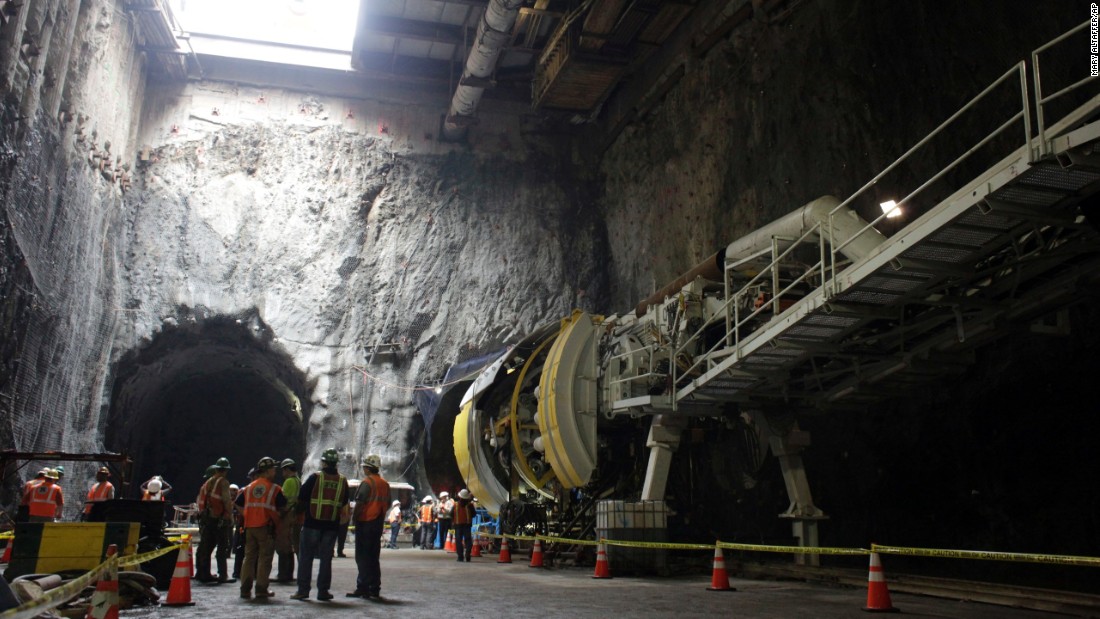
[105,309,313,503]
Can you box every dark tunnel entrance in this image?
[105,310,312,503]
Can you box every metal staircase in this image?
[667,21,1100,412]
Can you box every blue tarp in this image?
[415,348,507,450]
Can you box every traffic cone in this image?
[164,537,196,606]
[497,537,512,564]
[471,536,482,558]
[0,540,11,564]
[445,530,455,553]
[86,544,119,619]
[706,547,735,591]
[862,552,899,612]
[529,538,544,568]
[592,542,612,579]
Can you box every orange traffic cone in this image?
[529,538,544,568]
[471,536,482,558]
[164,537,196,606]
[445,530,455,553]
[86,544,119,619]
[497,537,512,564]
[0,540,11,564]
[706,547,735,591]
[862,552,899,612]
[592,542,612,579]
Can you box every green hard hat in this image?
[203,465,216,479]
[321,448,339,464]
[280,458,296,470]
[256,456,277,470]
[215,457,231,470]
[54,465,65,475]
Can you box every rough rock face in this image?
[116,94,605,488]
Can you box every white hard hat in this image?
[458,489,471,500]
[439,491,449,498]
[147,479,162,493]
[422,495,433,503]
[392,500,400,506]
[229,484,239,492]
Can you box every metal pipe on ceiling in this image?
[441,0,523,141]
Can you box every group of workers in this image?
[18,465,175,523]
[191,450,402,601]
[16,453,481,601]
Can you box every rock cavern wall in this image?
[1,0,146,513]
[118,80,605,489]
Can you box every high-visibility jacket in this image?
[419,504,434,523]
[21,478,43,506]
[83,481,114,515]
[242,478,281,528]
[452,499,474,526]
[355,473,390,522]
[29,482,63,518]
[199,476,230,518]
[283,475,301,511]
[142,491,164,501]
[308,472,345,522]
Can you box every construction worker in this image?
[28,469,63,522]
[276,458,301,583]
[418,496,435,550]
[346,454,389,600]
[436,491,454,550]
[53,466,65,483]
[195,458,235,584]
[18,469,48,522]
[82,467,115,520]
[140,475,172,500]
[385,500,401,549]
[291,449,348,602]
[231,472,254,580]
[235,457,285,599]
[452,489,477,562]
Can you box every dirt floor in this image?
[118,546,1061,619]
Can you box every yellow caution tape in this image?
[871,544,1100,567]
[601,538,716,551]
[0,532,13,540]
[118,542,186,567]
[718,541,869,556]
[536,535,600,547]
[0,555,114,619]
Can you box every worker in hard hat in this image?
[452,489,477,562]
[275,458,302,584]
[418,496,436,550]
[290,449,349,602]
[54,465,65,483]
[28,469,64,522]
[346,454,389,600]
[384,500,402,550]
[196,458,235,584]
[140,475,172,501]
[435,491,454,551]
[82,466,115,520]
[18,469,48,521]
[235,457,285,599]
[230,474,250,581]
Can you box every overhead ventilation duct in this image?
[442,0,523,141]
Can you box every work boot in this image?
[290,592,309,600]
[317,591,334,601]
[345,590,365,598]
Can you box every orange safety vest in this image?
[453,500,473,526]
[419,504,433,523]
[21,478,43,506]
[142,491,165,501]
[308,472,345,522]
[356,473,390,522]
[29,482,63,518]
[200,476,230,518]
[83,481,114,515]
[242,478,280,528]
